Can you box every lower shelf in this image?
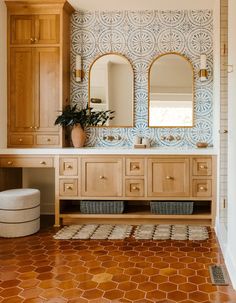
[59,203,213,226]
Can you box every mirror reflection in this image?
[149,53,194,127]
[89,54,133,127]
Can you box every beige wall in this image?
[0,1,7,148]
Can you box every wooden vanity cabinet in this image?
[55,155,216,227]
[6,0,74,147]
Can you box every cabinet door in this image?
[10,48,35,132]
[148,158,190,197]
[35,15,60,44]
[81,158,122,197]
[10,15,34,45]
[34,47,60,132]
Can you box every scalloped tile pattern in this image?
[71,10,214,148]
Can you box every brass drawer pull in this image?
[199,186,206,191]
[66,186,73,190]
[66,165,73,169]
[47,138,51,142]
[40,161,46,165]
[99,176,105,179]
[165,176,173,180]
[132,165,139,169]
[18,138,23,142]
[132,186,139,191]
[7,161,13,165]
[30,38,34,43]
[199,165,207,169]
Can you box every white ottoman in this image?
[0,188,40,238]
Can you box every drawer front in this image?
[36,135,59,146]
[148,158,190,197]
[126,158,144,176]
[193,158,212,176]
[59,179,78,196]
[10,134,34,146]
[81,158,122,197]
[0,157,53,168]
[193,179,212,197]
[125,179,144,197]
[59,158,78,176]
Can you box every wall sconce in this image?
[75,55,83,82]
[199,54,208,81]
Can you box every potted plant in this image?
[55,104,115,147]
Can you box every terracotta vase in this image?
[71,124,86,147]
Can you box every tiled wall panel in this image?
[71,10,213,147]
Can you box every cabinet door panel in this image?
[35,15,60,44]
[81,158,122,197]
[10,48,35,132]
[34,47,60,132]
[10,15,34,45]
[148,158,190,197]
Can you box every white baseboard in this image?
[216,220,236,290]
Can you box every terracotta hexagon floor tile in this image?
[138,281,157,292]
[189,291,209,302]
[112,274,130,283]
[188,275,206,284]
[118,281,137,291]
[103,289,124,300]
[97,281,117,291]
[19,287,43,299]
[150,274,168,284]
[75,273,93,282]
[124,267,141,276]
[78,280,98,290]
[124,289,145,301]
[159,268,178,276]
[0,287,22,298]
[19,279,40,289]
[40,288,63,299]
[0,279,21,288]
[82,289,104,300]
[179,282,198,292]
[130,274,149,283]
[146,290,166,300]
[169,274,187,284]
[62,288,83,299]
[159,282,177,292]
[167,290,188,301]
[57,280,78,290]
[1,298,24,303]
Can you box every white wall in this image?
[0,1,7,148]
[223,0,236,289]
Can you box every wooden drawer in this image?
[9,134,34,146]
[193,158,212,176]
[36,135,59,146]
[59,179,78,196]
[59,158,78,176]
[126,158,144,176]
[193,179,212,197]
[125,179,144,197]
[0,157,53,168]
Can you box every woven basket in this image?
[150,201,194,215]
[80,200,124,214]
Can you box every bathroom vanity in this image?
[0,148,216,227]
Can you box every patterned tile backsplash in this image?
[71,10,213,148]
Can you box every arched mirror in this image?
[89,53,134,127]
[148,53,194,127]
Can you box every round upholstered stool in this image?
[0,188,40,238]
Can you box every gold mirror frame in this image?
[148,52,195,128]
[88,52,134,128]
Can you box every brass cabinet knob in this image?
[66,186,73,190]
[7,161,13,165]
[34,126,37,129]
[199,186,206,191]
[18,138,23,142]
[30,126,33,129]
[47,138,51,142]
[99,176,105,179]
[199,165,207,169]
[66,165,73,169]
[34,38,38,42]
[132,186,139,191]
[40,161,46,165]
[30,38,34,43]
[132,165,139,169]
[165,176,173,180]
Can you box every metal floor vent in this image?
[209,265,229,286]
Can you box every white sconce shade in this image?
[75,55,82,82]
[199,54,208,82]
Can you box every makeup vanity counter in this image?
[0,148,217,227]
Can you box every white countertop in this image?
[0,147,217,155]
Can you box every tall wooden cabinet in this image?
[6,0,74,147]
